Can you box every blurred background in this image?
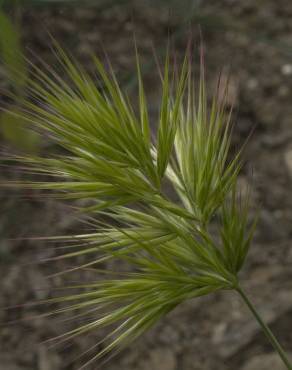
[1,1,292,369]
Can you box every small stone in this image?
[246,78,259,90]
[281,64,292,76]
[212,322,227,344]
[241,352,292,370]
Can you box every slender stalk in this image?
[236,286,292,370]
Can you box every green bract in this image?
[6,46,259,367]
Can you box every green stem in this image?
[236,286,292,370]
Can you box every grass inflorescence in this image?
[2,43,291,370]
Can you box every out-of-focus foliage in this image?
[0,9,39,151]
[0,10,27,90]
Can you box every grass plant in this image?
[2,44,292,369]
